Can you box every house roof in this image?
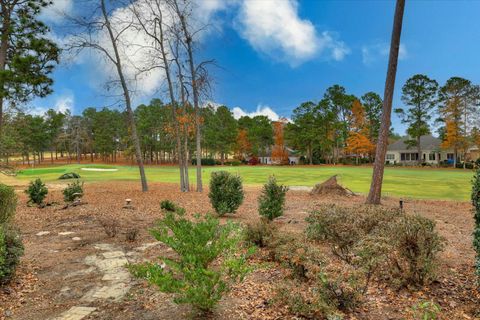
[387,135,442,152]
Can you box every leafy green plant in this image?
[129,206,252,314]
[208,171,244,216]
[412,300,441,320]
[0,184,17,224]
[25,178,48,205]
[473,169,480,281]
[0,225,24,285]
[258,176,288,221]
[63,180,84,203]
[160,199,177,212]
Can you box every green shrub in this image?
[0,225,24,285]
[129,207,252,314]
[160,199,177,212]
[258,176,288,221]
[208,171,244,216]
[25,178,48,205]
[473,169,480,281]
[59,172,81,180]
[0,184,17,224]
[63,180,84,203]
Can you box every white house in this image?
[385,135,455,165]
[258,147,300,165]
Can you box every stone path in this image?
[53,243,133,320]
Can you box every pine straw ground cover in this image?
[0,181,478,319]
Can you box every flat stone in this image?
[64,267,96,279]
[36,231,50,236]
[102,270,130,282]
[94,243,116,251]
[56,306,96,320]
[97,258,129,272]
[59,232,75,236]
[91,283,130,301]
[101,251,125,259]
[72,237,82,241]
[134,242,159,251]
[84,255,99,266]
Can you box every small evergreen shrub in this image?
[63,180,84,203]
[25,178,48,205]
[0,225,24,285]
[258,176,288,221]
[59,172,81,180]
[129,207,251,314]
[160,199,177,212]
[0,184,17,224]
[208,171,244,216]
[473,169,480,281]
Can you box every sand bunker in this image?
[80,168,118,172]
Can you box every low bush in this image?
[100,218,118,238]
[0,184,17,224]
[25,178,48,206]
[129,206,252,314]
[244,218,276,248]
[191,158,216,166]
[386,214,444,286]
[59,172,81,180]
[125,228,139,242]
[63,180,84,203]
[306,205,444,288]
[258,176,288,221]
[0,225,24,285]
[160,199,177,212]
[208,171,244,216]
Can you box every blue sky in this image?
[35,0,480,135]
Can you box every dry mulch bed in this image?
[0,181,479,319]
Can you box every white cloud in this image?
[31,93,74,116]
[362,42,408,65]
[232,105,280,121]
[235,0,349,65]
[40,0,74,23]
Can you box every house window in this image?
[401,153,406,161]
[447,153,454,160]
[400,153,418,161]
[429,153,435,161]
[386,154,395,160]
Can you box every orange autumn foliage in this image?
[345,100,375,156]
[235,129,251,159]
[271,119,289,165]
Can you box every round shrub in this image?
[0,225,24,285]
[25,178,48,205]
[63,180,84,203]
[258,176,288,220]
[0,184,17,224]
[208,171,244,216]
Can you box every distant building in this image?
[385,135,455,165]
[258,147,300,165]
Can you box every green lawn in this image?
[10,164,474,201]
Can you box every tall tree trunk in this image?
[0,2,10,136]
[101,0,148,192]
[174,3,202,192]
[366,0,405,205]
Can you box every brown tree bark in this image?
[101,0,148,192]
[0,1,11,136]
[366,0,405,205]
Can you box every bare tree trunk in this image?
[0,2,10,136]
[172,1,202,192]
[366,0,405,205]
[101,0,148,192]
